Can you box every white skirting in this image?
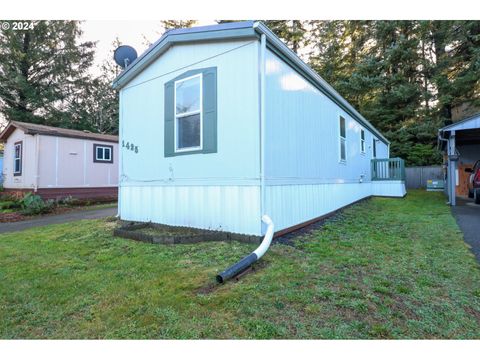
[120,181,406,236]
[372,180,407,198]
[119,185,261,235]
[265,182,373,233]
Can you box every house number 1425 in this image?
[122,141,139,153]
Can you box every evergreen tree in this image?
[0,21,95,126]
[160,20,197,30]
[142,21,197,47]
[67,39,121,134]
[263,20,309,54]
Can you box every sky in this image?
[81,20,216,75]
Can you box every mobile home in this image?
[0,121,119,200]
[113,21,405,237]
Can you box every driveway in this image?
[0,206,117,234]
[452,197,480,263]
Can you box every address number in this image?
[122,140,139,153]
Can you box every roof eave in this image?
[112,25,258,90]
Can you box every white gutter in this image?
[259,33,267,228]
[33,134,40,192]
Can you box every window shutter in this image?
[164,80,175,157]
[202,67,217,154]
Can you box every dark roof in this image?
[0,121,118,143]
[111,21,389,145]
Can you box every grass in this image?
[0,190,479,339]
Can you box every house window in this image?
[339,116,346,162]
[373,138,377,158]
[360,129,366,154]
[13,141,22,176]
[93,144,113,163]
[174,74,202,152]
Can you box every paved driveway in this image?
[452,197,480,263]
[0,206,117,234]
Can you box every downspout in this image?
[259,32,267,223]
[216,31,275,284]
[34,134,39,192]
[117,90,123,218]
[448,131,457,206]
[438,131,449,199]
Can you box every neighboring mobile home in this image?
[113,21,406,237]
[0,121,119,200]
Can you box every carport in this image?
[438,113,480,206]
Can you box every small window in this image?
[360,129,366,154]
[175,74,202,152]
[93,144,113,163]
[13,141,22,176]
[339,116,346,162]
[373,138,377,158]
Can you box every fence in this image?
[405,165,443,189]
[371,158,406,181]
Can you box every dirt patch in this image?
[196,282,219,295]
[274,213,346,247]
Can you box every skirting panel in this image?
[372,181,406,198]
[119,185,262,236]
[265,182,373,233]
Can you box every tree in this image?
[66,39,121,135]
[0,21,95,126]
[263,20,309,54]
[306,20,460,165]
[142,20,197,47]
[160,20,197,30]
[431,21,480,126]
[217,20,310,55]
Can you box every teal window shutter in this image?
[202,67,217,154]
[164,80,175,157]
[164,67,217,157]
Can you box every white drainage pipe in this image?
[216,215,274,283]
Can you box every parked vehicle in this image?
[465,160,480,204]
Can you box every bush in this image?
[0,200,20,210]
[20,193,55,216]
[58,195,77,206]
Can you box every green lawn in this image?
[1,190,479,339]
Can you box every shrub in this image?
[58,195,77,206]
[0,200,20,210]
[20,193,55,216]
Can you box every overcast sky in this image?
[81,20,216,75]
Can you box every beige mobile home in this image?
[0,121,119,200]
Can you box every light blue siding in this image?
[0,156,3,184]
[264,49,385,184]
[262,49,397,232]
[120,39,260,184]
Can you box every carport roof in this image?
[439,113,480,133]
[439,113,480,149]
